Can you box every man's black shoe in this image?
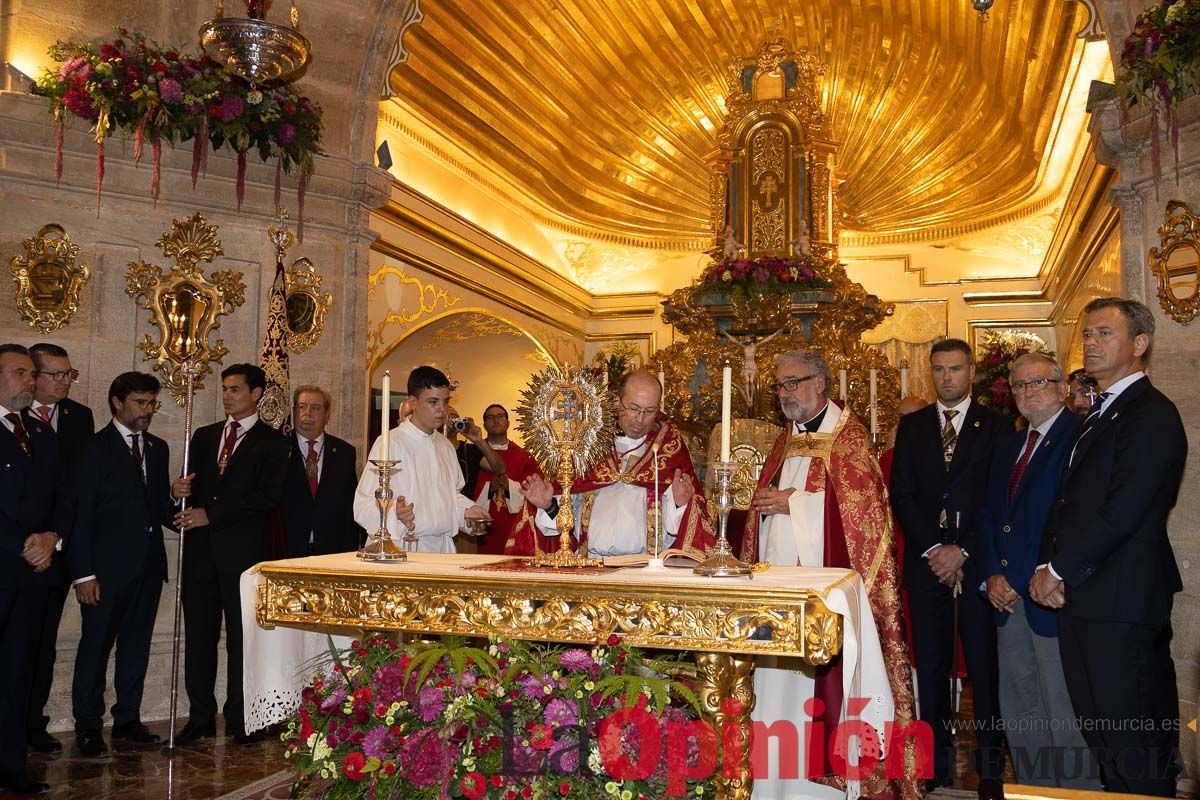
[0,772,50,796]
[111,722,161,745]
[25,729,61,754]
[75,730,109,758]
[925,777,953,794]
[228,724,266,745]
[977,779,1005,800]
[172,721,217,746]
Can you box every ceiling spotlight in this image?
[972,0,995,23]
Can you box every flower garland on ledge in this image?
[1115,0,1200,188]
[699,254,831,300]
[971,331,1054,417]
[283,635,717,800]
[33,29,322,233]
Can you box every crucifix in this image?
[721,324,788,412]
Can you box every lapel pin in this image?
[973,420,981,428]
[1110,412,1119,420]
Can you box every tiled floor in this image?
[18,720,284,800]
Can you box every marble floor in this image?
[20,720,286,800]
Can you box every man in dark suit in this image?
[24,342,95,755]
[69,372,179,758]
[281,385,363,556]
[890,338,1009,800]
[977,353,1097,788]
[1031,298,1187,796]
[0,343,70,796]
[171,364,289,746]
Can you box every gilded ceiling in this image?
[386,1,1091,250]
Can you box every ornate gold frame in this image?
[1149,200,1200,325]
[124,213,246,405]
[282,257,332,352]
[8,224,91,334]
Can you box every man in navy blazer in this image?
[0,343,70,797]
[69,372,180,757]
[890,338,1010,799]
[280,385,363,557]
[977,353,1096,788]
[1031,298,1187,796]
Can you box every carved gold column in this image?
[695,652,756,800]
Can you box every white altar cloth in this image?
[240,552,893,756]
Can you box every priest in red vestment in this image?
[742,350,920,800]
[471,404,542,555]
[506,370,714,558]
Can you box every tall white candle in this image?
[868,368,878,438]
[658,368,666,403]
[900,366,909,397]
[838,368,848,402]
[381,370,391,456]
[720,362,732,463]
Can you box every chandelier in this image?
[972,0,996,22]
[200,0,311,85]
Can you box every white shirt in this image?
[296,431,325,482]
[352,420,475,553]
[935,395,972,437]
[218,413,257,465]
[0,402,18,433]
[30,401,58,431]
[535,434,686,557]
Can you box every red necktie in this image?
[218,421,240,476]
[35,406,52,425]
[5,412,31,456]
[1007,429,1041,503]
[305,439,319,497]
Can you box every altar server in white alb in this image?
[353,366,490,552]
[740,350,920,800]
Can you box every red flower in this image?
[342,751,367,782]
[559,781,572,795]
[460,772,486,800]
[490,775,504,788]
[528,723,553,750]
[606,634,621,647]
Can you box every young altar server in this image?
[352,366,491,552]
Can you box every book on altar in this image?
[602,548,701,568]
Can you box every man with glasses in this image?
[471,404,541,555]
[976,353,1097,788]
[70,372,182,756]
[739,349,918,800]
[0,343,69,796]
[510,370,715,558]
[890,338,1009,799]
[25,342,95,756]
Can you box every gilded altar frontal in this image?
[1,1,1198,798]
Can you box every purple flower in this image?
[558,649,593,673]
[399,732,457,788]
[548,738,580,773]
[544,698,579,728]
[319,688,347,714]
[416,686,444,722]
[58,56,87,80]
[519,674,544,700]
[158,78,183,104]
[277,122,297,144]
[218,94,244,122]
[752,266,770,282]
[362,725,395,760]
[373,662,409,705]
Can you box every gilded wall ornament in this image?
[282,257,332,352]
[125,213,246,405]
[8,224,91,334]
[1149,200,1200,325]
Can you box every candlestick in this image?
[900,365,909,397]
[380,371,391,456]
[720,361,732,463]
[839,368,848,402]
[646,442,666,571]
[869,368,878,439]
[357,459,406,561]
[658,368,666,403]
[694,461,753,577]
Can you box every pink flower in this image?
[277,122,297,144]
[218,94,244,122]
[158,78,183,104]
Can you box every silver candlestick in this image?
[694,461,753,577]
[358,459,407,561]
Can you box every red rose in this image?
[529,723,553,750]
[460,772,486,800]
[491,775,504,788]
[342,751,367,782]
[559,781,572,795]
[606,634,620,646]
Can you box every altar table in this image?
[244,552,876,800]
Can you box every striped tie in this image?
[941,409,958,467]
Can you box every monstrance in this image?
[516,365,616,568]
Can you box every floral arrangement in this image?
[1115,0,1200,187]
[32,28,322,229]
[282,634,718,800]
[699,254,830,300]
[971,331,1054,416]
